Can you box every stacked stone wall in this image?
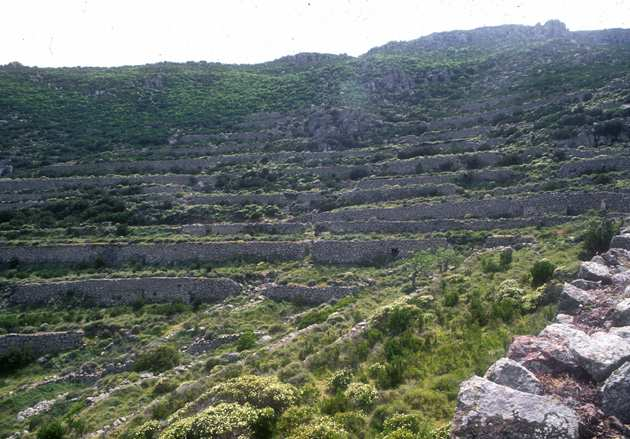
[0,332,83,358]
[4,277,241,307]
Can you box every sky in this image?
[2,0,630,67]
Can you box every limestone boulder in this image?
[610,234,630,251]
[600,361,630,424]
[484,358,544,395]
[570,279,602,290]
[557,283,597,314]
[569,331,630,381]
[508,335,582,376]
[613,298,630,326]
[578,261,612,284]
[451,376,579,439]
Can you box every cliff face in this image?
[451,226,630,438]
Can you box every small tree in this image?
[530,259,556,287]
[581,217,619,259]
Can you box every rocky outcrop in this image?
[0,331,83,358]
[261,285,358,305]
[483,358,544,395]
[600,362,630,424]
[4,277,241,307]
[451,230,630,437]
[451,376,579,438]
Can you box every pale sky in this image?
[2,0,629,67]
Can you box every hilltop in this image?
[0,19,630,439]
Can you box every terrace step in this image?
[4,277,241,307]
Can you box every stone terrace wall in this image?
[0,241,309,266]
[4,277,241,307]
[558,156,630,177]
[356,169,522,190]
[262,285,359,305]
[311,238,447,265]
[181,223,307,236]
[0,331,83,358]
[309,191,630,222]
[0,175,216,194]
[316,216,571,235]
[0,239,450,266]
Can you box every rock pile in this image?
[451,231,630,438]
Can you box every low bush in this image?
[328,369,353,393]
[581,217,619,259]
[160,403,274,439]
[530,259,556,287]
[0,348,34,375]
[37,420,66,439]
[208,375,297,413]
[344,383,377,411]
[133,344,180,373]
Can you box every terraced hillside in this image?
[1,19,630,439]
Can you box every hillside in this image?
[1,19,630,439]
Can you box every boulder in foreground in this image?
[451,376,579,439]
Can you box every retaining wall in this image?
[308,191,630,222]
[0,331,83,358]
[4,277,241,307]
[311,238,447,265]
[262,285,359,305]
[0,241,308,266]
[316,216,572,235]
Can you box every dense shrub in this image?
[0,348,34,375]
[344,383,377,411]
[328,369,353,393]
[208,375,297,413]
[378,304,423,336]
[37,420,66,439]
[277,406,316,436]
[236,330,257,351]
[130,420,160,439]
[133,345,181,373]
[160,403,274,439]
[581,217,619,259]
[530,259,556,287]
[291,416,350,439]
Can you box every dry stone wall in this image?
[0,241,309,266]
[0,331,83,358]
[261,285,359,305]
[316,216,571,235]
[4,277,241,307]
[0,174,216,194]
[308,191,630,222]
[311,238,447,265]
[558,156,630,177]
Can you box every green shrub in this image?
[292,416,350,439]
[133,344,180,373]
[530,259,556,287]
[236,330,257,351]
[37,420,66,439]
[130,420,160,439]
[208,375,297,413]
[344,383,377,411]
[277,406,316,436]
[328,369,353,393]
[581,217,619,259]
[0,348,34,375]
[160,403,274,439]
[379,304,423,336]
